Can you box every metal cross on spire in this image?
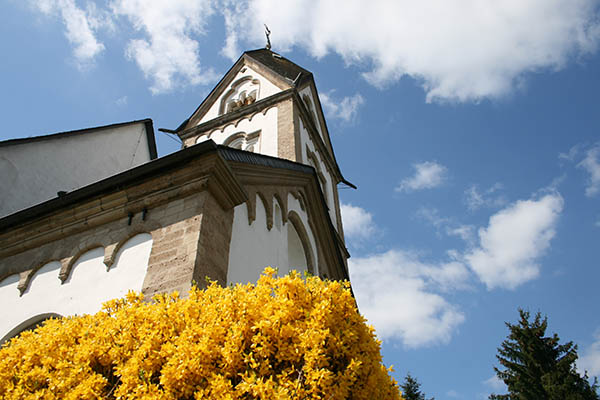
[264,24,272,50]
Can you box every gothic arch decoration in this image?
[58,243,104,283]
[244,187,301,229]
[219,76,261,115]
[0,313,62,345]
[287,210,315,275]
[61,247,104,284]
[104,221,161,270]
[17,259,62,295]
[273,192,288,225]
[223,131,261,152]
[305,147,330,208]
[302,94,318,125]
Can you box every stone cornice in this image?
[0,150,247,260]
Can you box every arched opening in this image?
[287,212,315,275]
[223,131,261,152]
[219,76,260,115]
[0,313,62,345]
[287,222,307,273]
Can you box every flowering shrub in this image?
[0,268,402,399]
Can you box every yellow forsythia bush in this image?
[0,268,402,400]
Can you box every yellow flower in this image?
[0,269,403,400]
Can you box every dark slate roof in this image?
[0,141,315,231]
[0,119,158,160]
[244,49,312,86]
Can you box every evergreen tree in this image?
[400,373,434,400]
[489,309,599,400]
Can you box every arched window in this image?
[220,77,260,115]
[223,131,261,153]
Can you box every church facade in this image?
[0,49,352,344]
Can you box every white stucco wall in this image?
[227,193,318,285]
[0,123,152,218]
[0,233,153,343]
[196,107,278,158]
[199,66,282,125]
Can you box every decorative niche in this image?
[219,76,261,115]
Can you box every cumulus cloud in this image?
[110,0,219,94]
[465,183,507,211]
[29,1,600,100]
[578,144,600,197]
[396,161,448,192]
[319,92,365,124]
[340,203,377,245]
[32,0,106,66]
[579,332,600,377]
[349,249,466,347]
[222,0,600,102]
[417,207,475,243]
[465,193,563,290]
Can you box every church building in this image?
[0,49,352,344]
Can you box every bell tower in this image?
[173,49,354,240]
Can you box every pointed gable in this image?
[181,49,311,130]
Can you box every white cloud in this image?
[465,183,507,211]
[110,0,219,94]
[115,96,128,106]
[579,333,600,378]
[484,375,505,391]
[222,0,600,102]
[349,249,466,347]
[340,203,376,243]
[396,161,448,192]
[319,92,365,123]
[578,144,600,197]
[29,1,600,100]
[417,207,475,243]
[559,143,585,162]
[32,0,106,66]
[465,193,563,290]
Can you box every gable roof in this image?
[0,119,157,159]
[244,49,312,86]
[174,49,313,132]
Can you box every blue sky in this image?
[2,1,600,398]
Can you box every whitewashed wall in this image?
[0,123,152,218]
[0,233,153,343]
[196,107,278,158]
[227,193,318,284]
[199,66,282,125]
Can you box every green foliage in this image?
[489,309,599,400]
[400,373,434,400]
